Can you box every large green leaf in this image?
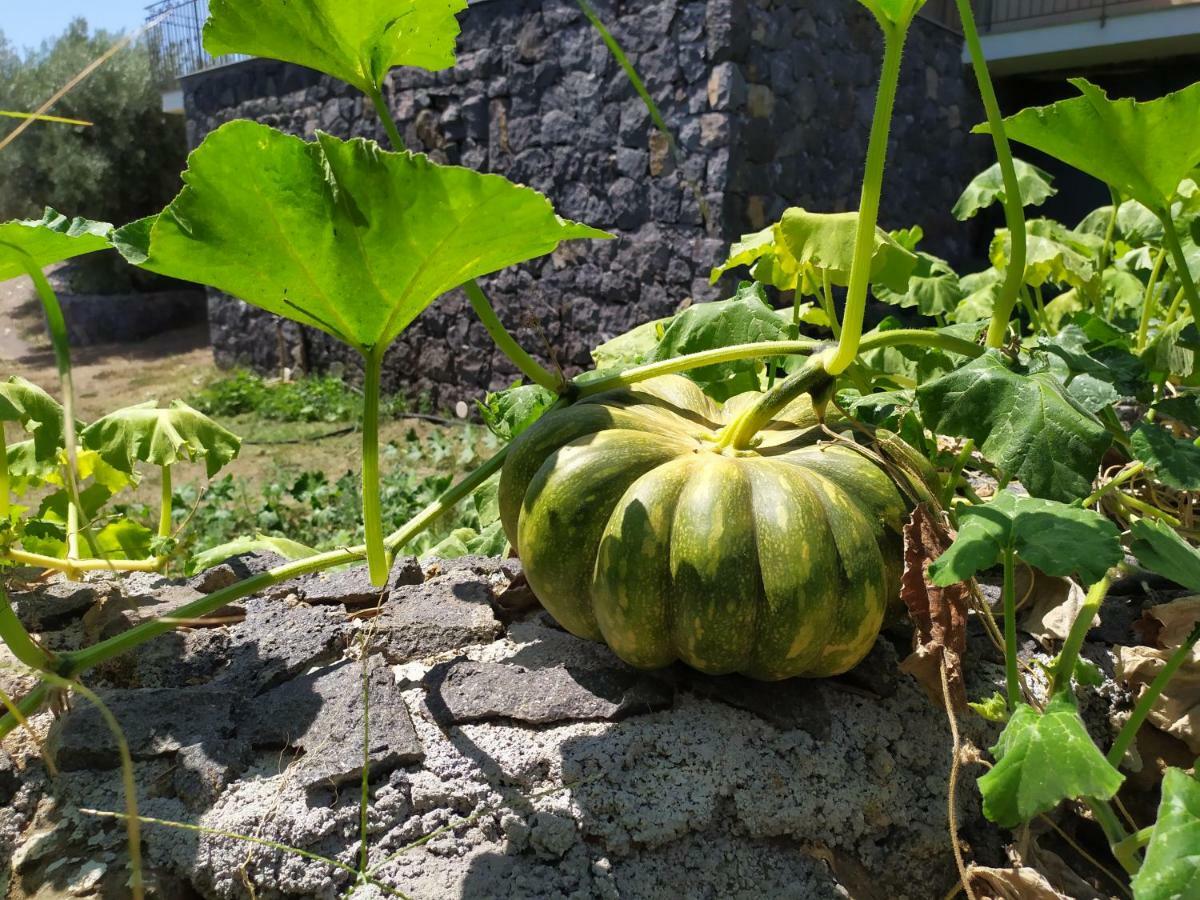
[478,383,557,442]
[647,283,791,401]
[118,122,608,354]
[990,219,1099,290]
[186,533,318,576]
[1131,423,1200,491]
[0,377,68,462]
[1128,518,1200,593]
[952,159,1057,221]
[874,250,963,316]
[204,0,467,94]
[928,489,1121,587]
[986,79,1200,211]
[80,400,241,478]
[978,694,1123,828]
[917,351,1112,502]
[0,208,111,282]
[777,208,917,293]
[1132,768,1200,900]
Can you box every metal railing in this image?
[977,0,1198,30]
[145,0,247,81]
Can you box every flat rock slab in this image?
[49,686,239,771]
[244,655,423,788]
[367,569,504,662]
[424,657,674,725]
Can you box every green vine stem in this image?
[0,426,9,522]
[819,271,841,338]
[1164,285,1187,327]
[954,0,1028,350]
[1088,799,1136,872]
[158,465,173,541]
[576,328,985,399]
[0,584,55,672]
[1136,248,1168,351]
[6,248,94,557]
[368,84,405,151]
[719,349,836,450]
[4,548,161,574]
[1001,546,1021,709]
[360,346,391,587]
[1158,207,1200,326]
[1049,574,1111,696]
[1083,461,1145,507]
[1107,620,1200,768]
[827,23,908,376]
[462,280,563,392]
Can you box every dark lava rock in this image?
[424,654,673,726]
[50,686,239,771]
[366,569,504,662]
[243,655,422,788]
[173,740,248,810]
[188,551,289,593]
[11,581,103,630]
[0,748,18,804]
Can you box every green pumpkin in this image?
[499,374,906,680]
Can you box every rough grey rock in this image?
[188,550,289,593]
[243,656,423,788]
[367,569,504,662]
[49,686,239,771]
[287,557,425,607]
[0,748,18,805]
[424,657,673,725]
[10,580,103,630]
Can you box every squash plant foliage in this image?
[1,0,1200,895]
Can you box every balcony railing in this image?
[977,0,1200,31]
[145,0,247,81]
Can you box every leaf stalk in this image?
[463,280,562,392]
[360,346,391,587]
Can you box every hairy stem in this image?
[954,0,1028,349]
[1164,286,1187,327]
[0,426,9,522]
[820,270,841,338]
[1002,546,1021,709]
[0,584,55,671]
[1159,207,1200,326]
[828,25,907,375]
[1108,621,1200,769]
[1049,575,1110,696]
[1136,249,1168,352]
[463,280,562,392]
[158,465,173,541]
[576,329,985,399]
[4,549,162,574]
[1083,462,1144,508]
[66,496,80,561]
[1087,799,1135,871]
[719,349,835,450]
[361,347,391,587]
[368,84,405,151]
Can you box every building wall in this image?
[183,0,982,406]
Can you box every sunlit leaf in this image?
[186,533,318,576]
[80,400,241,478]
[0,376,68,462]
[990,219,1099,290]
[953,159,1057,221]
[918,351,1111,502]
[204,0,467,94]
[985,79,1200,211]
[978,694,1123,828]
[478,383,557,442]
[777,207,918,293]
[928,489,1121,587]
[94,519,155,561]
[590,318,669,370]
[1132,768,1200,900]
[117,122,609,354]
[874,250,963,316]
[648,282,790,400]
[0,208,111,283]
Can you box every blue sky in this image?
[2,1,150,51]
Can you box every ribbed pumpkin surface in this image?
[499,374,905,680]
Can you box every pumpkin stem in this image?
[718,347,836,451]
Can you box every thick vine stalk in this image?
[953,0,1028,349]
[360,346,391,587]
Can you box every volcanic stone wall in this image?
[183,0,982,406]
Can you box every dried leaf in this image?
[1138,595,1200,654]
[968,864,1071,900]
[1117,644,1200,754]
[1020,572,1094,648]
[899,504,970,710]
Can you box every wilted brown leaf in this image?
[967,863,1072,900]
[1136,595,1200,649]
[1019,571,1093,649]
[899,504,970,711]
